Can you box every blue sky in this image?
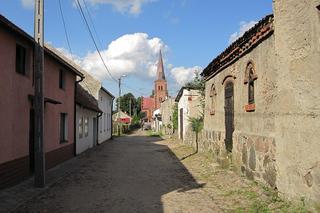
[0,0,272,98]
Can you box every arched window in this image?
[244,62,257,111]
[209,84,217,115]
[248,69,255,104]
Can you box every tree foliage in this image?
[116,93,141,117]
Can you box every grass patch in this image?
[146,130,163,137]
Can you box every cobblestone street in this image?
[0,131,309,213]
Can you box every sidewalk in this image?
[0,142,107,213]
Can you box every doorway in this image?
[224,81,234,152]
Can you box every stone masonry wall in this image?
[202,34,278,188]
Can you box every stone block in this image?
[246,169,254,180]
[249,146,256,171]
[242,144,248,165]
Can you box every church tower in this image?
[154,50,168,109]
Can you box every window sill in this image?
[245,103,255,112]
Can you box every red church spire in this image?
[156,50,165,80]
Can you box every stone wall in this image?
[273,0,320,202]
[160,98,175,135]
[202,34,278,188]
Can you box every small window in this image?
[84,118,89,137]
[79,118,83,138]
[59,69,65,89]
[248,69,255,104]
[16,44,26,75]
[317,5,320,11]
[244,62,257,111]
[60,113,68,143]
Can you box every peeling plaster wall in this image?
[160,98,175,135]
[203,34,278,187]
[273,0,320,202]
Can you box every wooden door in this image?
[179,108,183,140]
[224,81,234,152]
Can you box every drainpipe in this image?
[74,76,84,156]
[97,111,103,145]
[110,97,114,140]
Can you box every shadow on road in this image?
[15,134,205,213]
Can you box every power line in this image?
[58,0,73,56]
[81,0,104,50]
[75,0,118,83]
[58,0,94,95]
[75,0,151,97]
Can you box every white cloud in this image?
[21,0,34,9]
[81,0,156,14]
[170,66,202,86]
[229,20,257,44]
[54,33,203,88]
[57,33,167,81]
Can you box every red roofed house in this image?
[141,97,155,122]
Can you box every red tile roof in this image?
[201,14,274,80]
[141,97,155,110]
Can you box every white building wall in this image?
[177,89,202,140]
[98,90,113,144]
[76,105,98,155]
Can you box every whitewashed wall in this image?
[177,89,201,140]
[76,105,98,155]
[98,89,113,144]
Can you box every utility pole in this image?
[117,77,121,136]
[117,75,126,136]
[34,0,45,187]
[129,98,132,117]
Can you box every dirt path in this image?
[15,131,308,213]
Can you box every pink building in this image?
[0,15,83,189]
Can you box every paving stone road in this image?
[1,131,312,212]
[13,131,206,213]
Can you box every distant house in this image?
[0,14,83,189]
[175,87,202,142]
[152,108,162,132]
[141,97,155,122]
[75,85,102,155]
[112,111,132,124]
[98,87,114,144]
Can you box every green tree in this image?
[188,116,204,153]
[185,71,205,153]
[172,103,178,132]
[116,93,136,115]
